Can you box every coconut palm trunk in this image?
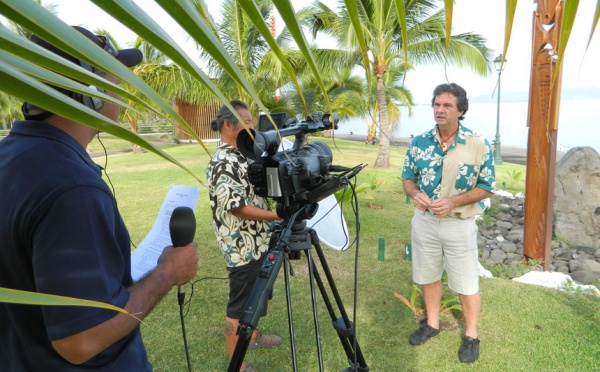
[374,72,390,167]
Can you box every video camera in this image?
[237,112,362,219]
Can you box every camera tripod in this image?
[227,207,369,372]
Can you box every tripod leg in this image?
[307,229,369,372]
[283,257,299,372]
[227,250,285,372]
[228,324,252,372]
[306,249,325,372]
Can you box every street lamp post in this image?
[493,54,506,165]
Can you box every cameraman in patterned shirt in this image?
[206,100,282,372]
[401,83,495,363]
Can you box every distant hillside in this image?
[470,87,600,103]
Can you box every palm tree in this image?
[309,0,493,168]
[285,60,368,136]
[126,36,175,142]
[363,59,414,145]
[0,91,21,129]
[200,0,286,115]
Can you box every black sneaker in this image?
[458,336,480,363]
[408,320,440,345]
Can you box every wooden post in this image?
[523,0,564,270]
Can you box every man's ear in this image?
[222,120,230,131]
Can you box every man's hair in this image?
[431,83,469,120]
[210,100,249,132]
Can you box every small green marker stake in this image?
[405,242,412,261]
[378,237,385,261]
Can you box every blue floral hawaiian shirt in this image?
[207,144,272,267]
[401,124,496,218]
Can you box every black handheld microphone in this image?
[169,206,196,305]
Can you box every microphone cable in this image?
[95,133,138,250]
[179,285,192,372]
[96,133,117,197]
[333,174,362,370]
[348,180,361,370]
[178,276,229,372]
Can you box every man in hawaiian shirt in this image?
[206,100,282,372]
[401,83,495,364]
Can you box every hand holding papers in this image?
[131,185,199,281]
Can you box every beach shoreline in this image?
[330,133,565,165]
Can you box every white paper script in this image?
[130,184,199,281]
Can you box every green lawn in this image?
[93,136,599,372]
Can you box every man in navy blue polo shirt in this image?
[0,27,198,370]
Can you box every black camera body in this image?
[237,112,350,218]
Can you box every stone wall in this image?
[478,194,600,285]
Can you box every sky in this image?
[10,0,600,104]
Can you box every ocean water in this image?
[335,98,600,154]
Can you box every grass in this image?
[92,136,600,372]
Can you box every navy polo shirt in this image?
[0,121,151,370]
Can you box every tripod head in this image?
[268,207,314,261]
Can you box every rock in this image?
[506,228,524,243]
[479,229,494,236]
[554,240,568,250]
[513,271,569,289]
[477,235,487,248]
[570,271,596,285]
[501,241,517,253]
[554,249,574,260]
[581,259,600,272]
[574,246,597,255]
[569,260,579,272]
[490,249,507,264]
[568,259,599,273]
[496,221,514,230]
[552,260,568,268]
[508,259,523,267]
[553,147,600,247]
[497,213,513,222]
[481,249,490,260]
